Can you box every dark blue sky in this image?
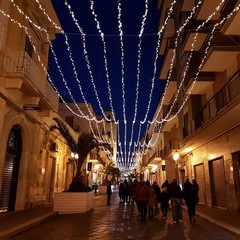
[50,0,165,166]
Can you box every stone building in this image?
[143,0,240,214]
[0,0,76,212]
[0,0,117,213]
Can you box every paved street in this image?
[8,191,239,240]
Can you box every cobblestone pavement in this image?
[8,192,240,240]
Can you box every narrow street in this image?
[9,192,239,240]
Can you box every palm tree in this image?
[101,162,121,185]
[50,118,113,192]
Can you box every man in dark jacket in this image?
[107,181,112,205]
[169,179,183,223]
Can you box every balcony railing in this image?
[183,70,240,138]
[184,57,215,89]
[147,150,162,165]
[0,51,58,111]
[161,139,180,158]
[162,102,178,119]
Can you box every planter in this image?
[53,191,94,214]
[98,185,107,194]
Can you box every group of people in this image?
[116,178,170,221]
[113,178,199,223]
[168,178,200,223]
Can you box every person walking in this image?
[192,179,199,203]
[129,179,139,205]
[123,179,130,203]
[152,181,161,215]
[161,179,171,193]
[136,180,150,222]
[169,179,183,223]
[107,181,112,206]
[191,179,200,221]
[118,181,124,203]
[183,179,196,221]
[146,181,157,219]
[160,187,170,220]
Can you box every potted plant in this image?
[50,118,112,214]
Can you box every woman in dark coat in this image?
[183,179,198,221]
[160,187,170,220]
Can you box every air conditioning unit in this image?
[50,142,59,152]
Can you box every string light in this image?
[141,0,225,152]
[141,0,204,152]
[142,1,240,158]
[135,1,238,158]
[33,0,116,144]
[128,0,149,163]
[134,0,177,157]
[4,0,239,169]
[7,1,115,148]
[116,0,128,165]
[89,0,117,124]
[64,0,113,123]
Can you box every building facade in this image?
[0,0,103,213]
[0,0,117,213]
[143,0,240,213]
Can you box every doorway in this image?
[209,158,227,208]
[0,125,22,212]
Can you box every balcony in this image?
[161,139,180,158]
[221,0,240,35]
[200,33,240,72]
[181,18,209,52]
[161,101,178,132]
[159,18,175,55]
[183,53,215,94]
[159,37,175,79]
[0,51,58,112]
[161,68,177,105]
[181,0,195,12]
[183,70,240,139]
[195,0,224,20]
[147,150,162,166]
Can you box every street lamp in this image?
[173,151,180,183]
[71,152,79,160]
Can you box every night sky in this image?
[49,0,165,166]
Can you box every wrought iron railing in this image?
[0,51,58,111]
